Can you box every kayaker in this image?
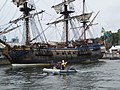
[55,62,61,69]
[61,60,67,70]
[53,66,57,69]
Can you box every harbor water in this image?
[0,59,120,90]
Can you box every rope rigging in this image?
[0,0,47,44]
[35,10,47,43]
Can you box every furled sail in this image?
[12,0,27,7]
[47,12,92,25]
[72,12,93,22]
[52,4,62,14]
[52,0,75,14]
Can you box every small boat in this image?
[43,68,77,75]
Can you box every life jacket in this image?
[61,62,67,67]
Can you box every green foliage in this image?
[95,29,120,49]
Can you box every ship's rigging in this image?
[0,0,104,65]
[47,0,99,46]
[0,0,48,45]
[0,0,99,46]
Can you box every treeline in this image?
[96,29,120,49]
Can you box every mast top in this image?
[12,0,27,7]
[52,0,75,14]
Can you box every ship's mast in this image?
[60,0,74,46]
[20,2,34,46]
[83,0,86,39]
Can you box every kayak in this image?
[43,68,77,75]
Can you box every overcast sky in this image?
[0,0,120,41]
[35,0,120,33]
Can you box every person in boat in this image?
[55,62,61,69]
[61,60,67,70]
[53,62,61,69]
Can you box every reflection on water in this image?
[0,59,120,90]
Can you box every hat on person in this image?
[62,60,64,62]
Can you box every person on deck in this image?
[61,60,67,70]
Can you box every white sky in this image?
[0,0,120,41]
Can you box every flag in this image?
[104,33,108,37]
[101,27,105,33]
[101,27,108,37]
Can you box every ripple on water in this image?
[0,60,120,90]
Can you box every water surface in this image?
[0,59,120,90]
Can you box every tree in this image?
[95,28,120,49]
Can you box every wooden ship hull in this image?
[2,43,102,65]
[0,0,105,66]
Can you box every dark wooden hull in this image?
[7,46,101,65]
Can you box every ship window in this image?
[73,52,76,54]
[62,52,65,55]
[56,52,59,55]
[68,52,71,55]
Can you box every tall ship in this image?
[0,0,104,65]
